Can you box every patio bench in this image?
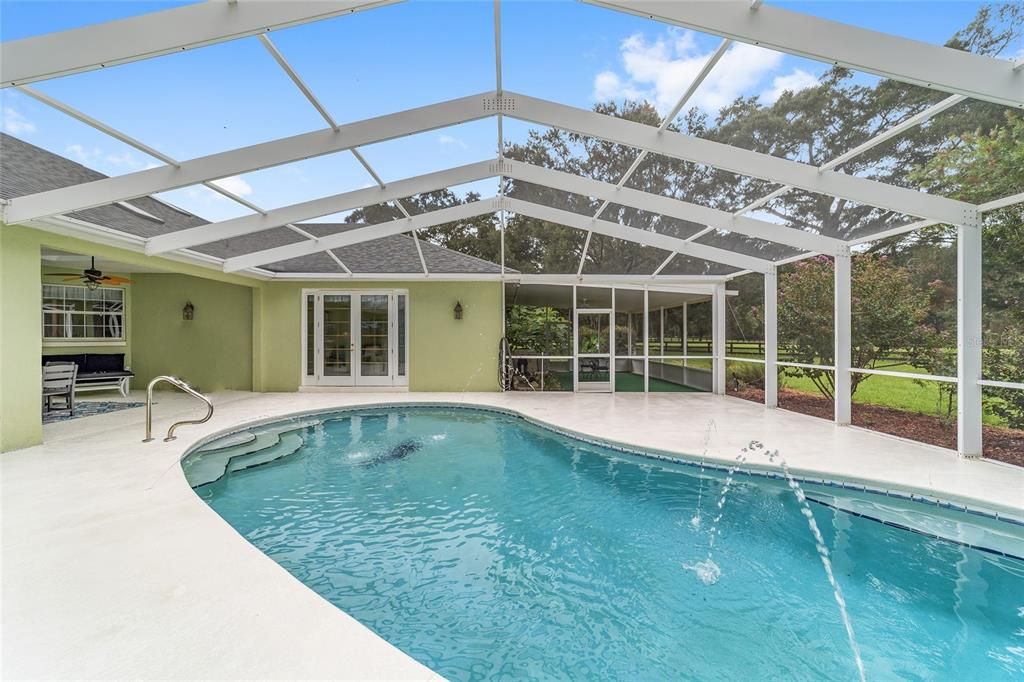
[41,353,134,397]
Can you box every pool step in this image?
[803,489,1024,560]
[199,430,258,452]
[183,432,281,487]
[227,432,304,474]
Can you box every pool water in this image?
[189,407,1024,681]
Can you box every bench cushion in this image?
[77,371,134,381]
[86,354,125,373]
[43,353,128,374]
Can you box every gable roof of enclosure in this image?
[0,0,1021,283]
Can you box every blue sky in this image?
[1,0,1009,222]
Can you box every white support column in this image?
[643,287,650,392]
[834,246,852,424]
[572,285,579,393]
[627,312,633,354]
[713,283,726,394]
[764,265,778,408]
[957,210,983,457]
[658,307,664,355]
[682,301,688,368]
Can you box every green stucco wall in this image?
[256,281,502,392]
[0,224,258,451]
[130,274,253,392]
[0,222,502,452]
[0,227,43,452]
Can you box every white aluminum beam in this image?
[18,84,259,214]
[223,199,498,272]
[148,158,838,259]
[504,197,772,273]
[504,160,839,254]
[223,193,771,275]
[737,93,966,215]
[13,85,361,251]
[847,190,1024,245]
[146,160,494,254]
[583,0,1024,109]
[508,91,973,223]
[651,252,676,277]
[585,38,731,269]
[1,0,400,87]
[592,38,731,221]
[6,92,496,225]
[256,35,422,273]
[258,34,339,131]
[507,274,726,286]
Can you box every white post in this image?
[627,312,633,355]
[957,210,983,457]
[659,306,665,355]
[834,246,852,424]
[643,287,650,392]
[682,301,688,368]
[572,285,578,393]
[764,264,778,408]
[713,283,726,394]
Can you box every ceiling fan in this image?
[49,257,133,289]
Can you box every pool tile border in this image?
[183,401,1024,533]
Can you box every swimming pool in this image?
[184,405,1024,680]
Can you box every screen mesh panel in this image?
[581,234,675,276]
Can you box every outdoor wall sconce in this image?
[183,300,195,321]
[454,301,463,320]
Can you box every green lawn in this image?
[780,364,1006,427]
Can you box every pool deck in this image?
[3,390,1023,679]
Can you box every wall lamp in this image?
[454,301,463,320]
[183,300,195,321]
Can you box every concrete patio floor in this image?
[3,390,1022,679]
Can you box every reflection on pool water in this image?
[185,406,1024,681]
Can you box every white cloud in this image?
[761,69,819,105]
[3,107,36,135]
[65,143,155,171]
[65,143,98,164]
[104,150,142,167]
[210,175,253,197]
[438,133,467,149]
[593,28,821,116]
[593,70,644,102]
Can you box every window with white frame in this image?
[42,284,125,342]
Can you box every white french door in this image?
[304,290,408,387]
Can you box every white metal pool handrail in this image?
[143,376,214,443]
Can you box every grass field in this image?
[779,364,1010,427]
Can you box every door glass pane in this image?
[360,295,390,377]
[305,294,315,377]
[577,313,610,354]
[577,357,611,383]
[323,295,352,377]
[397,295,407,377]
